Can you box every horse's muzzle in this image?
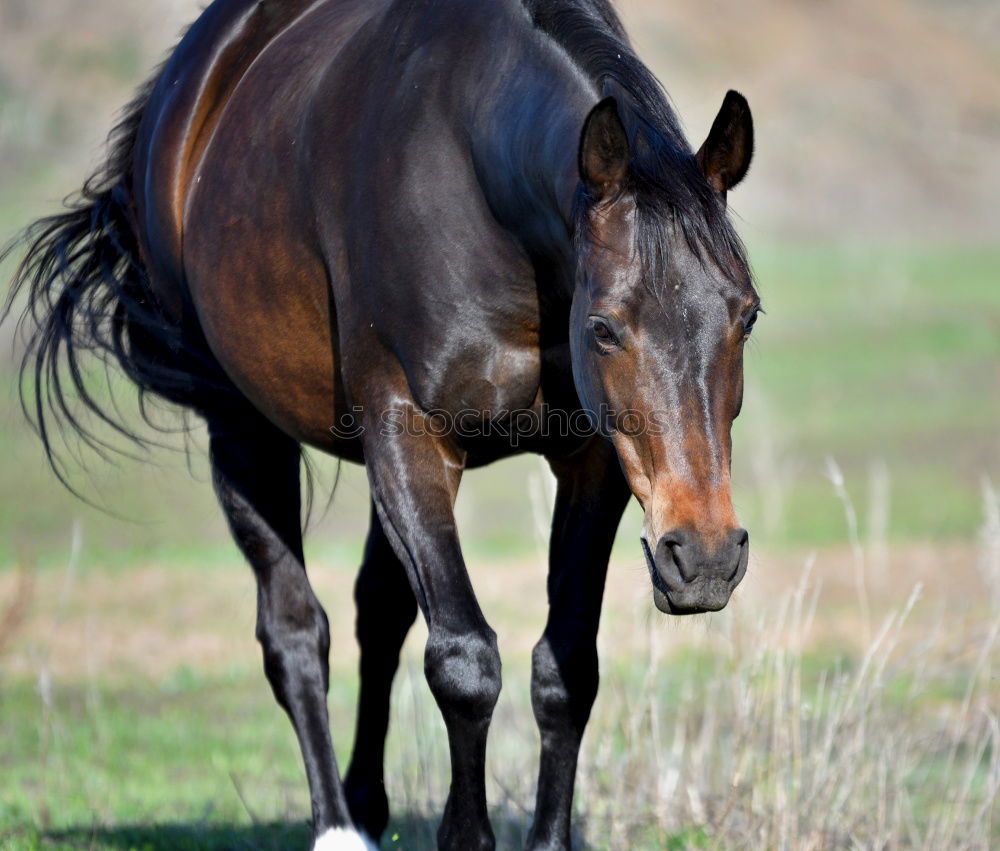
[642,527,749,614]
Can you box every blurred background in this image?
[1,0,997,848]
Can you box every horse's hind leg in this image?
[344,503,418,838]
[208,413,373,851]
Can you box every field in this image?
[0,496,998,849]
[2,0,999,848]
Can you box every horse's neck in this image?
[466,44,594,275]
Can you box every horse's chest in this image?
[399,317,543,419]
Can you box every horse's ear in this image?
[696,90,754,196]
[579,97,629,201]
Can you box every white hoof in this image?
[312,827,379,851]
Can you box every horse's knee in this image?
[531,635,598,734]
[425,628,502,721]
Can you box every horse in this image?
[4,0,759,847]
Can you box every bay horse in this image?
[5,0,759,847]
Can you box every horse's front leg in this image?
[526,437,631,851]
[361,406,500,851]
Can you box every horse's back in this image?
[123,0,383,449]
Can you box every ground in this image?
[1,534,997,849]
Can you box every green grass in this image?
[0,676,314,842]
[2,528,997,850]
[731,240,1000,544]
[0,665,728,850]
[3,642,992,850]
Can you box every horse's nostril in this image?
[651,534,686,591]
[729,527,750,583]
[660,528,694,550]
[640,536,655,571]
[657,528,748,583]
[657,528,698,582]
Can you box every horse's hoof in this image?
[313,827,380,851]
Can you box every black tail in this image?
[2,77,230,495]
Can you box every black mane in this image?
[523,0,749,281]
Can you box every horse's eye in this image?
[589,315,621,349]
[744,308,761,337]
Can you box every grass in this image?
[1,522,997,849]
[1,469,998,849]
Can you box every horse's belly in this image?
[191,245,351,452]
